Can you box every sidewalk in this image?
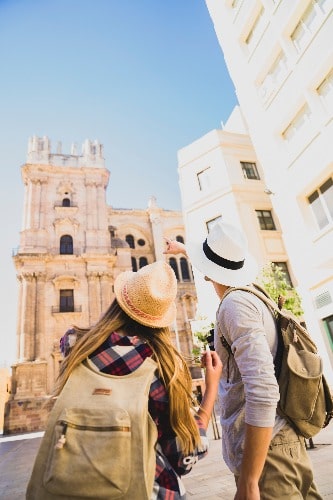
[0,424,332,499]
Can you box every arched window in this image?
[60,235,73,255]
[180,257,190,281]
[131,257,138,272]
[169,257,179,280]
[176,235,184,243]
[62,198,71,207]
[125,234,135,249]
[139,257,148,268]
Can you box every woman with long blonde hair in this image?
[29,261,221,500]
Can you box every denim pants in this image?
[236,424,322,499]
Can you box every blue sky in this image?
[0,0,237,365]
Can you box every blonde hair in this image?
[55,299,201,455]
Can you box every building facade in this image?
[178,106,291,319]
[182,0,333,381]
[4,136,197,434]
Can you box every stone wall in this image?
[4,397,54,434]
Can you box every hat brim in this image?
[114,271,177,328]
[187,241,259,287]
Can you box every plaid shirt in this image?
[60,330,208,500]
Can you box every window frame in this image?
[256,209,276,230]
[240,161,260,180]
[59,289,74,313]
[60,235,74,255]
[206,215,222,233]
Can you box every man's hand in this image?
[163,237,187,256]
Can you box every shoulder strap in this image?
[222,284,282,315]
[218,284,286,378]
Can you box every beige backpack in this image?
[218,285,333,439]
[26,356,158,499]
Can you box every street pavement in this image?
[0,422,332,499]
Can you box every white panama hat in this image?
[187,221,258,287]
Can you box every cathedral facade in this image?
[4,136,198,434]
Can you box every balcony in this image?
[51,305,82,314]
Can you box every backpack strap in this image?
[217,284,286,379]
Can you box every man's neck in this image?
[212,282,230,300]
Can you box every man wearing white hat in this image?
[165,221,321,500]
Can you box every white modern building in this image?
[178,0,333,384]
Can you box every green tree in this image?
[258,263,304,317]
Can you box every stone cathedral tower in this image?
[4,136,198,434]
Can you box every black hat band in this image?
[203,239,245,270]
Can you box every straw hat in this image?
[187,221,258,287]
[114,261,177,328]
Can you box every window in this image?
[206,215,222,232]
[291,0,330,52]
[308,177,333,229]
[241,161,260,180]
[259,51,288,102]
[62,198,71,207]
[245,7,265,48]
[60,235,73,254]
[323,315,333,350]
[256,210,276,230]
[125,234,135,249]
[282,104,312,141]
[272,262,293,286]
[180,258,191,281]
[176,235,184,243]
[137,238,145,247]
[317,68,333,111]
[60,289,74,312]
[131,257,138,272]
[139,257,148,268]
[169,258,180,280]
[197,167,211,191]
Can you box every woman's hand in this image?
[197,348,222,428]
[163,238,187,256]
[201,348,222,390]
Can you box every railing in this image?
[51,305,82,314]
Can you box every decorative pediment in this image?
[52,275,80,290]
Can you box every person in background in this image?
[164,221,321,500]
[59,260,222,500]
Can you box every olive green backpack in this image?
[218,285,333,439]
[26,357,158,500]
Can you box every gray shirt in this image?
[214,288,286,474]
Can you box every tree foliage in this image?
[257,262,304,317]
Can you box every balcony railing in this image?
[51,305,82,314]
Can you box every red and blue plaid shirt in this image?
[60,330,208,500]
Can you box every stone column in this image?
[22,181,29,230]
[181,295,189,324]
[97,183,107,230]
[38,178,48,230]
[32,179,42,229]
[35,272,47,360]
[16,275,23,360]
[85,181,95,230]
[87,271,101,324]
[147,196,164,261]
[25,181,33,230]
[149,212,164,261]
[100,272,112,312]
[19,272,36,361]
[189,296,197,319]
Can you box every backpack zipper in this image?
[55,420,130,449]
